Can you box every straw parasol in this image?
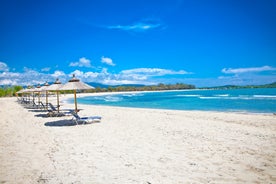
[34,84,43,106]
[16,88,29,101]
[25,86,36,104]
[16,88,26,96]
[47,78,63,112]
[59,74,94,112]
[40,82,50,110]
[23,86,35,102]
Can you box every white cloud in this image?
[69,70,84,78]
[108,23,161,31]
[222,66,276,74]
[71,68,111,80]
[0,62,9,72]
[101,57,115,66]
[97,68,190,86]
[101,68,108,75]
[0,68,69,86]
[0,71,20,78]
[69,57,92,67]
[51,70,66,78]
[84,71,99,78]
[121,68,191,76]
[0,70,44,86]
[106,19,165,32]
[0,79,17,85]
[101,79,155,85]
[66,67,191,85]
[1,63,275,87]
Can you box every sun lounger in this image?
[49,103,57,111]
[20,97,30,104]
[70,110,102,125]
[47,103,70,117]
[31,100,39,108]
[38,101,46,110]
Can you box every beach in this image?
[0,94,275,183]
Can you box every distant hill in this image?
[201,82,276,89]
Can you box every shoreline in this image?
[62,91,276,115]
[1,96,275,183]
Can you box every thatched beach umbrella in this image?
[16,88,25,96]
[22,86,34,102]
[16,88,25,94]
[25,86,36,104]
[47,78,63,112]
[59,74,94,112]
[34,84,43,107]
[16,88,27,101]
[41,82,50,110]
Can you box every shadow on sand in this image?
[29,109,46,113]
[44,120,76,127]
[35,113,49,118]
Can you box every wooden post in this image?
[74,89,78,112]
[57,91,60,113]
[46,91,48,110]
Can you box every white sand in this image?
[0,94,275,183]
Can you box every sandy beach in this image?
[0,93,275,183]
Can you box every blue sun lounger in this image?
[70,110,102,125]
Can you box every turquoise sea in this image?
[73,88,276,113]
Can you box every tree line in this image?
[0,86,23,97]
[86,83,195,93]
[1,81,275,97]
[0,83,195,97]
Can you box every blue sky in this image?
[0,0,276,87]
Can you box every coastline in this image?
[0,95,275,183]
[64,90,276,115]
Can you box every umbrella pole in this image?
[46,91,48,110]
[74,89,78,112]
[38,92,40,105]
[57,91,60,113]
[33,92,35,106]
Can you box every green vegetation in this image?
[0,83,195,97]
[200,82,276,90]
[84,83,195,93]
[0,86,23,97]
[1,81,275,97]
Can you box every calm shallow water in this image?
[72,88,276,113]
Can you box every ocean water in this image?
[74,88,276,113]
